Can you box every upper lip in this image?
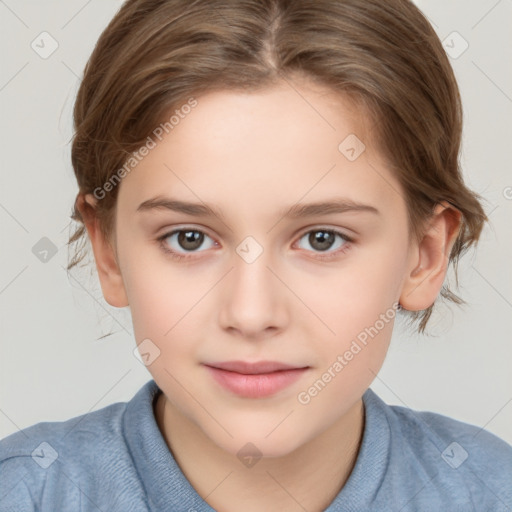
[204,360,308,375]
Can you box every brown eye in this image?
[296,228,352,257]
[177,230,204,251]
[308,230,336,251]
[159,229,215,256]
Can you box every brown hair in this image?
[68,0,487,332]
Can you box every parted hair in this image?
[68,0,487,332]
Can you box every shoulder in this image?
[0,395,131,510]
[0,398,127,459]
[367,390,512,510]
[389,399,512,469]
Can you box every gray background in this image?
[1,0,511,444]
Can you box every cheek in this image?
[292,241,404,388]
[300,244,405,337]
[117,236,194,341]
[125,264,206,392]
[116,225,199,323]
[296,302,395,416]
[127,272,201,344]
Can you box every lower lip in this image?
[204,366,309,398]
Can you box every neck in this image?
[154,391,364,512]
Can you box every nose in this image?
[217,246,288,340]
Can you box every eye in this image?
[158,228,216,260]
[157,226,353,262]
[295,228,352,260]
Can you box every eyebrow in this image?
[136,196,380,219]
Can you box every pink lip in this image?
[203,361,309,398]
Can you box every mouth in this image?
[203,360,310,398]
[204,360,308,374]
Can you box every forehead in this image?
[116,83,402,221]
[172,82,370,162]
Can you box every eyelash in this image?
[157,227,354,262]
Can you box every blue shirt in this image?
[1,379,511,511]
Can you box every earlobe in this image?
[400,202,462,311]
[76,194,129,308]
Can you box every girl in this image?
[1,0,511,510]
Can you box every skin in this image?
[77,79,461,511]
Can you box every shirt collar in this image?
[123,379,390,511]
[123,379,216,511]
[325,388,391,510]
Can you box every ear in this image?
[400,201,462,311]
[75,194,129,308]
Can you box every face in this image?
[112,81,413,457]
